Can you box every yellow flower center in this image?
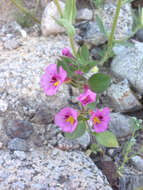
[93,116,100,125]
[66,116,74,125]
[54,81,59,86]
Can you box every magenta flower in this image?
[62,47,72,58]
[90,107,110,133]
[54,107,78,133]
[41,64,67,96]
[75,70,83,75]
[77,87,96,107]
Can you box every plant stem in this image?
[69,36,77,57]
[53,0,63,17]
[10,0,40,24]
[108,0,122,49]
[53,0,77,56]
[34,0,40,16]
[86,121,95,144]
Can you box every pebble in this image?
[8,138,29,151]
[90,47,102,60]
[31,106,54,125]
[0,99,8,112]
[136,29,143,42]
[6,119,33,139]
[41,1,65,36]
[0,142,3,149]
[108,113,132,138]
[3,38,20,50]
[76,131,91,149]
[14,151,26,160]
[131,156,143,171]
[76,8,93,21]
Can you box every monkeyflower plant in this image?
[41,0,119,149]
[41,46,118,148]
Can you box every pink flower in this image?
[54,107,78,133]
[90,107,110,133]
[77,86,96,107]
[41,64,67,96]
[75,70,83,75]
[62,47,72,58]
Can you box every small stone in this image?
[3,39,20,50]
[103,155,112,162]
[8,138,29,151]
[31,106,53,124]
[41,1,65,36]
[0,99,8,112]
[107,149,115,157]
[131,156,143,171]
[0,142,3,149]
[76,8,93,21]
[107,80,142,112]
[108,113,132,138]
[14,150,26,160]
[76,131,90,149]
[136,29,143,42]
[90,47,102,60]
[6,119,33,139]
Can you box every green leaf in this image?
[116,41,134,48]
[81,45,89,61]
[54,18,75,36]
[63,0,77,24]
[78,115,88,122]
[64,121,86,139]
[96,15,108,37]
[88,73,111,93]
[57,60,73,76]
[80,61,97,73]
[93,130,119,147]
[90,143,99,154]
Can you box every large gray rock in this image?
[76,2,133,46]
[119,167,143,190]
[0,148,113,190]
[107,80,142,112]
[111,41,143,94]
[0,34,71,120]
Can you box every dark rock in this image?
[31,106,54,125]
[90,47,102,60]
[6,119,33,139]
[8,138,29,151]
[136,29,143,42]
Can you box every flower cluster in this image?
[41,48,110,134]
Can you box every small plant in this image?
[10,0,40,24]
[117,117,143,177]
[40,0,122,149]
